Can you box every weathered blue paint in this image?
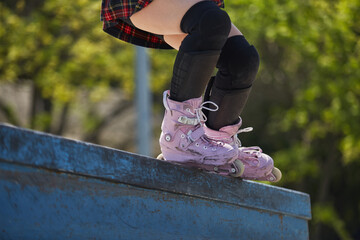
[0,162,308,240]
[0,124,311,239]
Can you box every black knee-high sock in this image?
[206,83,252,130]
[206,36,260,130]
[169,1,231,102]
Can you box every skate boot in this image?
[158,91,240,175]
[204,118,282,182]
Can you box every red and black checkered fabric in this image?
[101,0,225,49]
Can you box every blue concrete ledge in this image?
[0,123,311,239]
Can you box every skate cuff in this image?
[203,124,232,140]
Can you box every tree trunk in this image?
[84,100,132,143]
[54,103,70,136]
[30,84,53,133]
[313,139,340,240]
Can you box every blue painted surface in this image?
[0,124,311,239]
[0,124,311,219]
[0,162,309,240]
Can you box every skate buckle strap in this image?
[187,127,205,142]
[178,116,200,125]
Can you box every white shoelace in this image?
[186,101,219,125]
[163,91,219,125]
[234,127,253,147]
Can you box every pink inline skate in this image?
[204,119,282,182]
[157,91,244,176]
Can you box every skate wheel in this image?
[271,167,282,182]
[157,153,164,160]
[230,160,245,178]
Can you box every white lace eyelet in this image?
[203,146,207,150]
[165,134,171,142]
[212,148,216,151]
[195,143,200,147]
[181,134,185,138]
[186,108,191,112]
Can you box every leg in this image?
[134,1,239,168]
[206,25,260,130]
[168,1,232,101]
[162,22,281,182]
[201,26,282,182]
[132,0,231,101]
[161,23,256,130]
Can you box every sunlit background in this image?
[1,0,359,239]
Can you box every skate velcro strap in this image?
[178,116,199,125]
[187,127,205,142]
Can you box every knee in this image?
[196,6,231,40]
[215,35,260,89]
[180,1,231,50]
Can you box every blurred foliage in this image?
[0,0,136,134]
[1,0,360,239]
[226,0,360,239]
[0,0,135,92]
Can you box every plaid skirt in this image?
[101,0,225,49]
